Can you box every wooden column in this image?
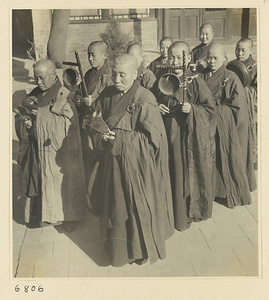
[101,9,110,20]
[241,8,250,38]
[163,9,170,37]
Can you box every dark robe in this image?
[22,79,86,223]
[147,55,169,79]
[137,63,156,90]
[191,41,214,64]
[83,81,174,267]
[155,68,216,231]
[242,55,257,169]
[75,61,113,177]
[200,65,256,208]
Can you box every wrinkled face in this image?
[207,48,226,72]
[235,42,252,62]
[160,40,172,58]
[34,67,56,91]
[168,47,191,74]
[112,61,137,93]
[200,28,214,45]
[88,45,107,69]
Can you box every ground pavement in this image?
[12,56,259,278]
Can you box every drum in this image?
[226,60,250,87]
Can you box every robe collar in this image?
[37,77,62,107]
[242,55,255,67]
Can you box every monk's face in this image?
[34,65,56,91]
[207,47,226,72]
[200,28,214,45]
[168,46,191,74]
[112,60,137,93]
[235,41,252,62]
[160,40,172,58]
[88,45,107,69]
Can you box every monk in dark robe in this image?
[200,43,256,208]
[83,54,174,267]
[191,23,214,72]
[235,37,257,169]
[74,41,113,179]
[155,42,216,232]
[19,59,86,231]
[127,43,156,90]
[147,36,173,79]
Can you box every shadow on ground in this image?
[55,213,111,267]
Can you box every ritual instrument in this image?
[63,51,88,106]
[83,109,111,135]
[14,108,29,121]
[226,60,251,87]
[158,50,190,112]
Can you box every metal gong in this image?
[158,73,181,96]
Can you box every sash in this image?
[205,65,226,96]
[105,80,140,130]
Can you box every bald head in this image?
[200,23,214,32]
[207,43,227,72]
[168,42,191,74]
[169,41,190,55]
[126,43,143,65]
[235,38,253,62]
[34,59,57,91]
[34,59,56,74]
[200,23,214,45]
[88,41,108,54]
[112,54,138,92]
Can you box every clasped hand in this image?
[102,129,115,141]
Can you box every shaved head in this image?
[207,43,227,72]
[169,41,190,55]
[235,38,253,62]
[236,38,253,49]
[112,54,138,92]
[200,23,214,33]
[88,41,108,54]
[126,43,143,65]
[208,43,226,57]
[34,59,56,75]
[34,59,57,91]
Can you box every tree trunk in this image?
[47,9,70,68]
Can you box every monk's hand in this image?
[102,130,115,142]
[182,102,191,114]
[159,104,170,115]
[197,60,207,69]
[84,95,92,107]
[24,119,32,129]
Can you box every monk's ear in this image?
[104,52,108,60]
[134,69,138,79]
[187,54,192,63]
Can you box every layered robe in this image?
[242,55,258,169]
[25,79,86,223]
[83,80,174,267]
[200,65,256,208]
[147,55,169,79]
[156,69,216,231]
[137,63,156,90]
[191,41,214,65]
[75,61,113,177]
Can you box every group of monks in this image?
[15,22,257,267]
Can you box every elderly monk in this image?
[235,37,258,169]
[200,43,256,208]
[155,41,215,232]
[191,23,215,71]
[83,54,174,267]
[126,43,156,90]
[21,59,86,231]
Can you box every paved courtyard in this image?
[12,55,259,278]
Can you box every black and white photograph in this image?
[11,7,260,279]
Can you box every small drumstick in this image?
[14,108,28,121]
